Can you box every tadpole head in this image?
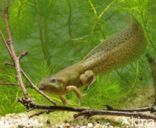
[39,76,66,95]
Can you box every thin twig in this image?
[1,0,156,121]
[29,110,51,118]
[4,61,57,105]
[1,0,29,99]
[21,69,57,105]
[0,30,12,56]
[1,0,54,104]
[18,51,28,60]
[18,98,156,120]
[104,105,154,112]
[18,98,88,112]
[74,110,156,120]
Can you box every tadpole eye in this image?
[50,79,57,83]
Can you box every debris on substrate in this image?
[0,113,42,128]
[0,111,156,128]
[0,85,156,128]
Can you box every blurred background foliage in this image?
[0,0,156,115]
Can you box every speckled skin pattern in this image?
[40,18,146,95]
[82,18,146,74]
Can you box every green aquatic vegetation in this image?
[0,0,155,115]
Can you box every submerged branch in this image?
[74,110,156,120]
[104,105,155,112]
[0,0,29,99]
[1,0,56,105]
[19,98,156,120]
[4,61,57,105]
[21,69,57,105]
[1,0,156,122]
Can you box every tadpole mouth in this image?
[39,83,45,90]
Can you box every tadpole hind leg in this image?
[60,95,68,105]
[87,74,96,90]
[80,70,96,91]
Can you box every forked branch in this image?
[0,0,56,105]
[18,98,156,120]
[1,0,156,122]
[0,0,29,99]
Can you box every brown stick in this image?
[1,0,155,121]
[18,51,28,60]
[29,110,51,118]
[18,98,89,112]
[4,61,57,105]
[0,30,12,56]
[0,0,29,99]
[104,105,154,112]
[18,98,156,120]
[21,69,57,105]
[74,110,156,120]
